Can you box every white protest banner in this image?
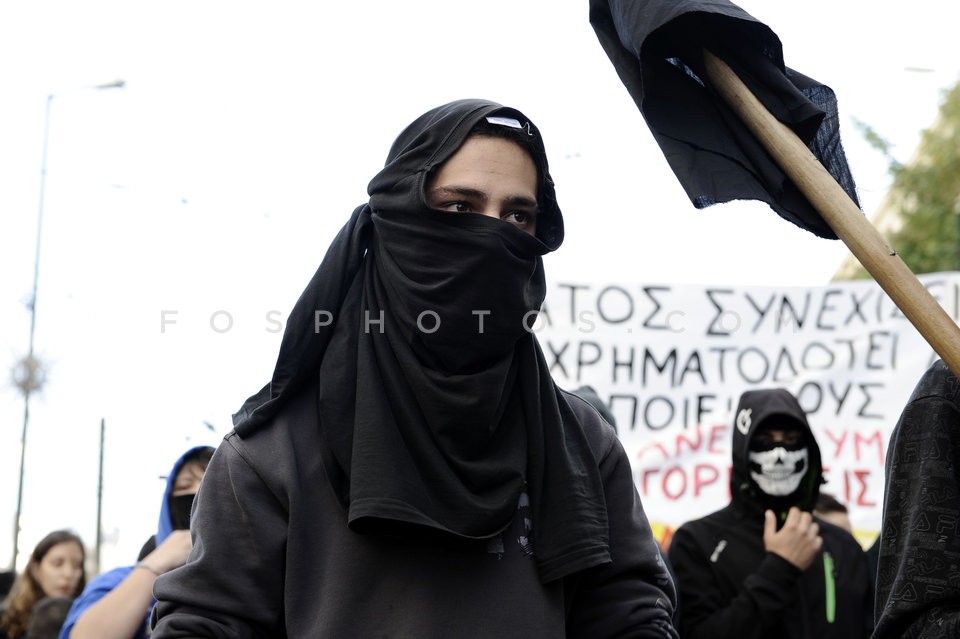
[537,273,960,547]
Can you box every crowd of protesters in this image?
[3,367,949,638]
[2,96,956,638]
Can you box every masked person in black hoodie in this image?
[150,99,678,638]
[667,388,873,639]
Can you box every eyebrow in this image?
[428,186,538,210]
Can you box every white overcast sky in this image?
[1,0,958,570]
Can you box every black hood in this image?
[368,99,563,249]
[730,388,823,515]
[232,99,608,583]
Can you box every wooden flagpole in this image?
[702,50,960,376]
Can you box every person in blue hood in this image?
[59,446,214,639]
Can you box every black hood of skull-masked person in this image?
[729,388,824,519]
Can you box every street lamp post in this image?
[10,79,125,570]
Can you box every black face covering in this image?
[168,493,195,531]
[232,99,608,583]
[371,209,546,373]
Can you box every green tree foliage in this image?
[843,81,960,279]
[889,81,960,274]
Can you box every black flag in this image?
[589,0,860,239]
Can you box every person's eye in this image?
[503,210,536,229]
[435,200,474,213]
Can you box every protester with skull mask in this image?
[667,388,873,639]
[61,446,214,639]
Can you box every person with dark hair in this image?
[150,99,678,637]
[813,491,853,534]
[667,388,873,638]
[873,359,960,638]
[60,446,214,639]
[24,597,73,639]
[0,530,86,639]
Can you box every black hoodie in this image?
[668,388,873,639]
[151,99,677,638]
[874,359,960,638]
[730,388,823,518]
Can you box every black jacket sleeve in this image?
[564,432,678,638]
